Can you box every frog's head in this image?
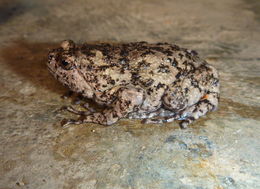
[47,40,93,98]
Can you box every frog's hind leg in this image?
[143,92,219,129]
[144,64,220,128]
[61,87,144,127]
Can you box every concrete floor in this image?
[0,0,260,188]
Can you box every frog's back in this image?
[79,42,204,92]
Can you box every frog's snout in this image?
[47,51,57,66]
[48,52,55,62]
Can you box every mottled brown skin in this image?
[47,40,220,128]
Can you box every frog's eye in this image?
[60,60,73,70]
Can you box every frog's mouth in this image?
[47,65,55,76]
[47,53,61,78]
[47,64,61,81]
[47,62,55,75]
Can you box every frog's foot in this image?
[128,108,175,119]
[59,105,92,116]
[142,117,174,124]
[177,92,219,128]
[128,110,161,119]
[141,114,180,126]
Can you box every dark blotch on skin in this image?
[110,80,115,85]
[147,88,154,95]
[179,53,184,59]
[158,64,170,73]
[141,49,155,57]
[175,72,182,79]
[164,49,173,56]
[120,49,129,57]
[156,83,165,90]
[141,79,154,87]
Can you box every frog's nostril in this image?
[48,54,54,60]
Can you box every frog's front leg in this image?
[60,105,93,116]
[60,87,119,116]
[62,87,144,126]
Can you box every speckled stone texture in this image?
[0,0,259,189]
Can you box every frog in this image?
[47,40,220,128]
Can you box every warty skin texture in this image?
[47,40,220,128]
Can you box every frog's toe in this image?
[179,119,193,129]
[141,118,162,124]
[61,118,83,127]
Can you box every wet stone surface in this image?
[0,0,260,188]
